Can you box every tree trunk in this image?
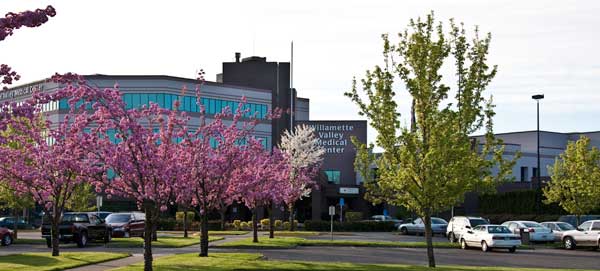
[13,209,18,239]
[269,203,274,239]
[51,216,60,257]
[183,209,188,238]
[288,203,295,232]
[143,207,154,271]
[199,212,209,257]
[152,222,158,241]
[219,209,226,231]
[423,214,436,268]
[576,215,581,227]
[252,208,258,243]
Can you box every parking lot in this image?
[2,231,599,270]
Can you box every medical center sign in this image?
[310,123,354,154]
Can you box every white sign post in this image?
[96,195,103,215]
[328,205,335,241]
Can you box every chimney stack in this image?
[235,52,241,63]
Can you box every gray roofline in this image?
[3,74,273,94]
[471,130,600,137]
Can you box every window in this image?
[579,221,591,231]
[591,222,600,231]
[325,170,341,184]
[532,167,538,178]
[520,167,528,182]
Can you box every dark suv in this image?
[41,212,112,247]
[105,212,145,238]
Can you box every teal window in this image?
[325,170,341,184]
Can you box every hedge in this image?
[304,220,396,232]
[479,190,564,215]
[157,218,223,231]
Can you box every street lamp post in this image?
[532,94,544,212]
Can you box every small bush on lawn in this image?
[274,220,282,229]
[283,221,291,230]
[233,220,242,230]
[260,218,270,229]
[176,211,196,222]
[304,220,396,232]
[240,221,250,230]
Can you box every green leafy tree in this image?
[65,182,96,212]
[346,12,516,267]
[0,183,34,238]
[544,136,600,225]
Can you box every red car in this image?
[0,227,14,246]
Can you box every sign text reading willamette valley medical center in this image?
[296,121,367,185]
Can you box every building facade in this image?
[1,53,371,222]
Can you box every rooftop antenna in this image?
[290,41,294,131]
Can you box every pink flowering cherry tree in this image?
[235,138,290,243]
[0,74,107,256]
[86,84,190,271]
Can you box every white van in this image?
[447,216,489,242]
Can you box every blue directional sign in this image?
[383,209,389,216]
[339,197,345,206]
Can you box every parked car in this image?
[540,221,576,242]
[105,212,145,238]
[460,224,521,252]
[398,217,447,236]
[558,215,600,228]
[41,212,112,248]
[369,215,403,227]
[561,220,600,250]
[95,212,113,220]
[501,221,554,242]
[0,227,14,246]
[0,217,35,229]
[446,216,489,242]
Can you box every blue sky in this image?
[2,0,599,144]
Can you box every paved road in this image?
[4,231,600,270]
[254,246,600,270]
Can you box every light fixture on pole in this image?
[532,94,544,212]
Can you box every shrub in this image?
[175,211,195,222]
[479,190,564,215]
[233,220,242,230]
[345,212,363,222]
[283,221,291,230]
[260,218,270,229]
[483,214,561,224]
[157,218,177,230]
[274,220,282,228]
[304,220,396,232]
[240,221,250,230]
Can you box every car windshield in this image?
[106,214,131,223]
[557,223,575,231]
[487,226,511,234]
[432,218,447,224]
[522,222,542,228]
[469,219,488,227]
[62,214,88,223]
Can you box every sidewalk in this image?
[65,254,143,271]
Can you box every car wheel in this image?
[508,247,516,253]
[1,234,12,246]
[77,232,88,248]
[400,227,408,235]
[460,239,468,250]
[481,241,490,252]
[46,238,52,248]
[563,237,576,250]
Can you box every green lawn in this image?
[158,230,249,236]
[263,231,320,237]
[0,252,129,271]
[108,236,224,248]
[217,237,459,249]
[112,252,595,271]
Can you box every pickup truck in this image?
[41,212,112,248]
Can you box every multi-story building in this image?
[1,53,370,222]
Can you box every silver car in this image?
[501,221,554,242]
[398,217,447,236]
[561,220,600,250]
[540,221,575,242]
